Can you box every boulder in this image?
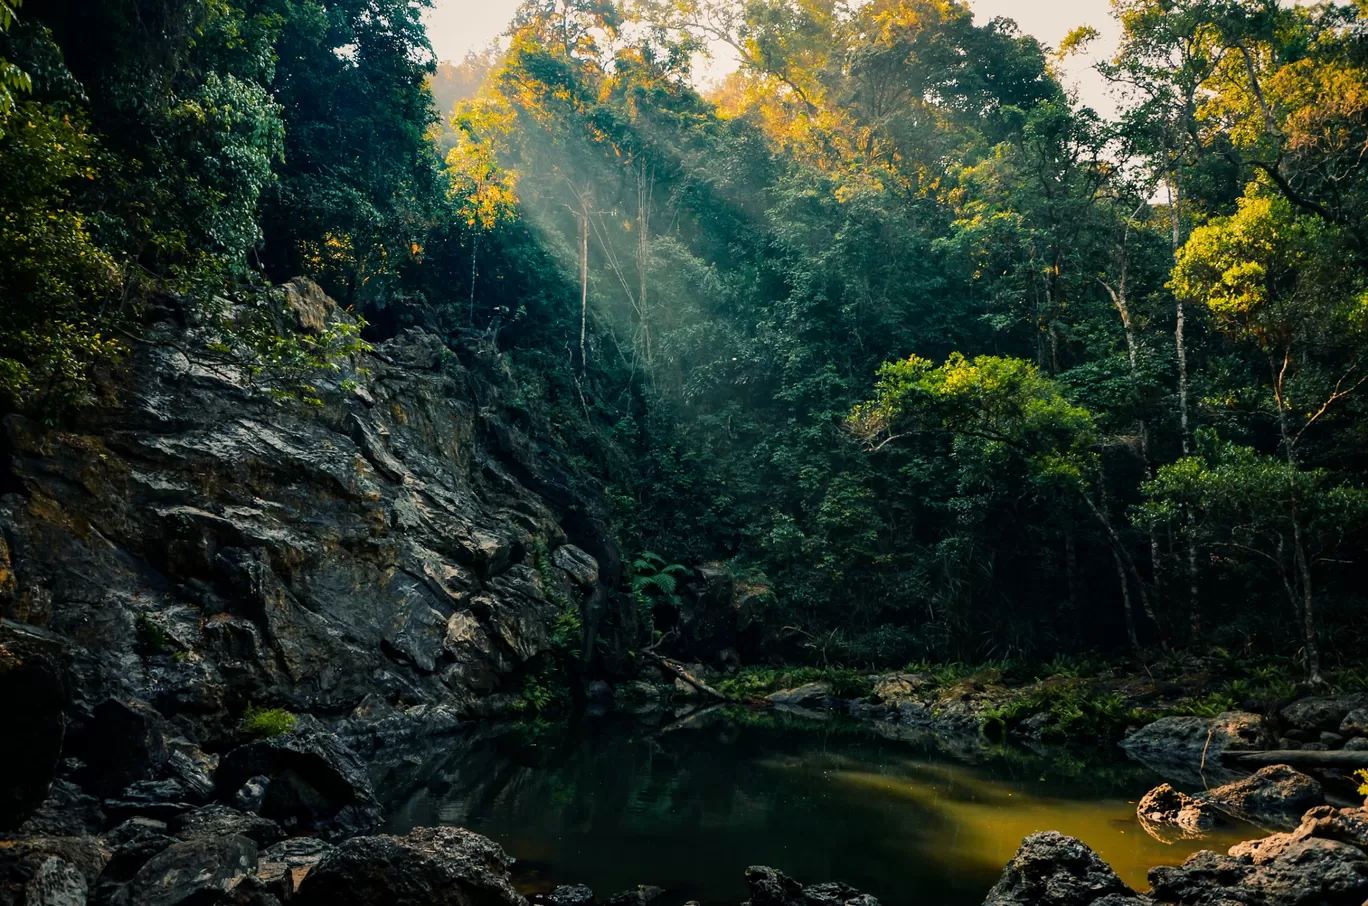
[1339,709,1368,738]
[983,832,1151,906]
[551,546,599,588]
[0,837,108,906]
[18,781,104,838]
[541,885,595,906]
[1150,837,1368,905]
[172,805,284,847]
[605,887,663,906]
[767,684,832,708]
[256,838,334,900]
[104,780,197,823]
[71,700,168,799]
[1136,783,1217,834]
[292,826,526,906]
[743,866,878,906]
[125,835,259,906]
[1120,713,1271,785]
[215,730,381,839]
[1281,697,1367,736]
[1198,765,1324,829]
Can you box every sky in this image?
[424,0,1122,113]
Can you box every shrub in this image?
[240,705,297,739]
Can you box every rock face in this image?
[293,826,526,906]
[215,729,381,840]
[0,279,629,744]
[1199,765,1324,830]
[983,832,1151,906]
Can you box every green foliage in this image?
[239,705,297,738]
[715,666,873,700]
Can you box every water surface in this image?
[376,710,1256,906]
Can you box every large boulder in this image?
[0,837,108,906]
[1280,697,1368,737]
[215,730,381,839]
[983,832,1151,906]
[767,684,833,709]
[292,826,526,906]
[124,835,259,906]
[1150,839,1368,905]
[1199,765,1324,830]
[1120,712,1272,785]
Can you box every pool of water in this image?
[374,709,1257,906]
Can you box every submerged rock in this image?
[293,826,525,906]
[982,832,1151,906]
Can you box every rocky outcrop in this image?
[0,279,629,752]
[983,832,1151,906]
[292,826,526,906]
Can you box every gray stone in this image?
[1198,765,1324,830]
[126,834,259,906]
[768,683,832,708]
[552,545,599,588]
[1120,713,1272,785]
[983,832,1150,906]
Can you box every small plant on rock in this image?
[240,704,297,739]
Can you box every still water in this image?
[375,710,1257,906]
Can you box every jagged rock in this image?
[71,700,168,799]
[1119,712,1272,785]
[1339,709,1368,738]
[551,546,598,588]
[163,741,217,804]
[0,837,108,906]
[1344,736,1368,751]
[172,805,283,847]
[541,884,595,906]
[1137,783,1217,833]
[0,650,65,832]
[105,817,171,848]
[1150,838,1368,905]
[1199,765,1324,829]
[743,867,877,906]
[1281,697,1368,735]
[215,730,381,840]
[768,684,832,708]
[983,832,1151,906]
[292,826,526,906]
[256,838,334,900]
[104,780,197,823]
[232,776,270,815]
[125,835,259,906]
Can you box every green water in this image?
[376,711,1256,906]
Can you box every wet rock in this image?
[215,730,381,840]
[605,886,663,906]
[125,834,259,906]
[292,826,525,906]
[256,838,334,900]
[71,700,169,799]
[1281,697,1367,736]
[172,805,284,847]
[1199,765,1324,829]
[1150,837,1368,905]
[541,884,595,906]
[983,832,1151,906]
[0,650,66,832]
[0,837,108,906]
[768,684,832,708]
[743,867,878,906]
[1119,712,1271,785]
[1137,783,1217,833]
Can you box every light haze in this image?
[424,0,1120,113]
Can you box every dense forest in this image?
[6,0,1368,682]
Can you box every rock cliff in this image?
[0,280,631,746]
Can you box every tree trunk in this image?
[1169,170,1202,639]
[1112,545,1141,654]
[579,207,588,376]
[469,231,478,326]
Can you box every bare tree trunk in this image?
[1270,351,1322,684]
[637,163,653,367]
[469,231,478,326]
[1169,170,1202,639]
[1112,546,1141,654]
[579,207,589,376]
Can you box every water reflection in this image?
[373,712,1257,906]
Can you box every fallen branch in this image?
[1226,750,1368,770]
[644,652,735,703]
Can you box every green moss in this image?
[240,705,297,739]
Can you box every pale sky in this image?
[424,0,1121,113]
